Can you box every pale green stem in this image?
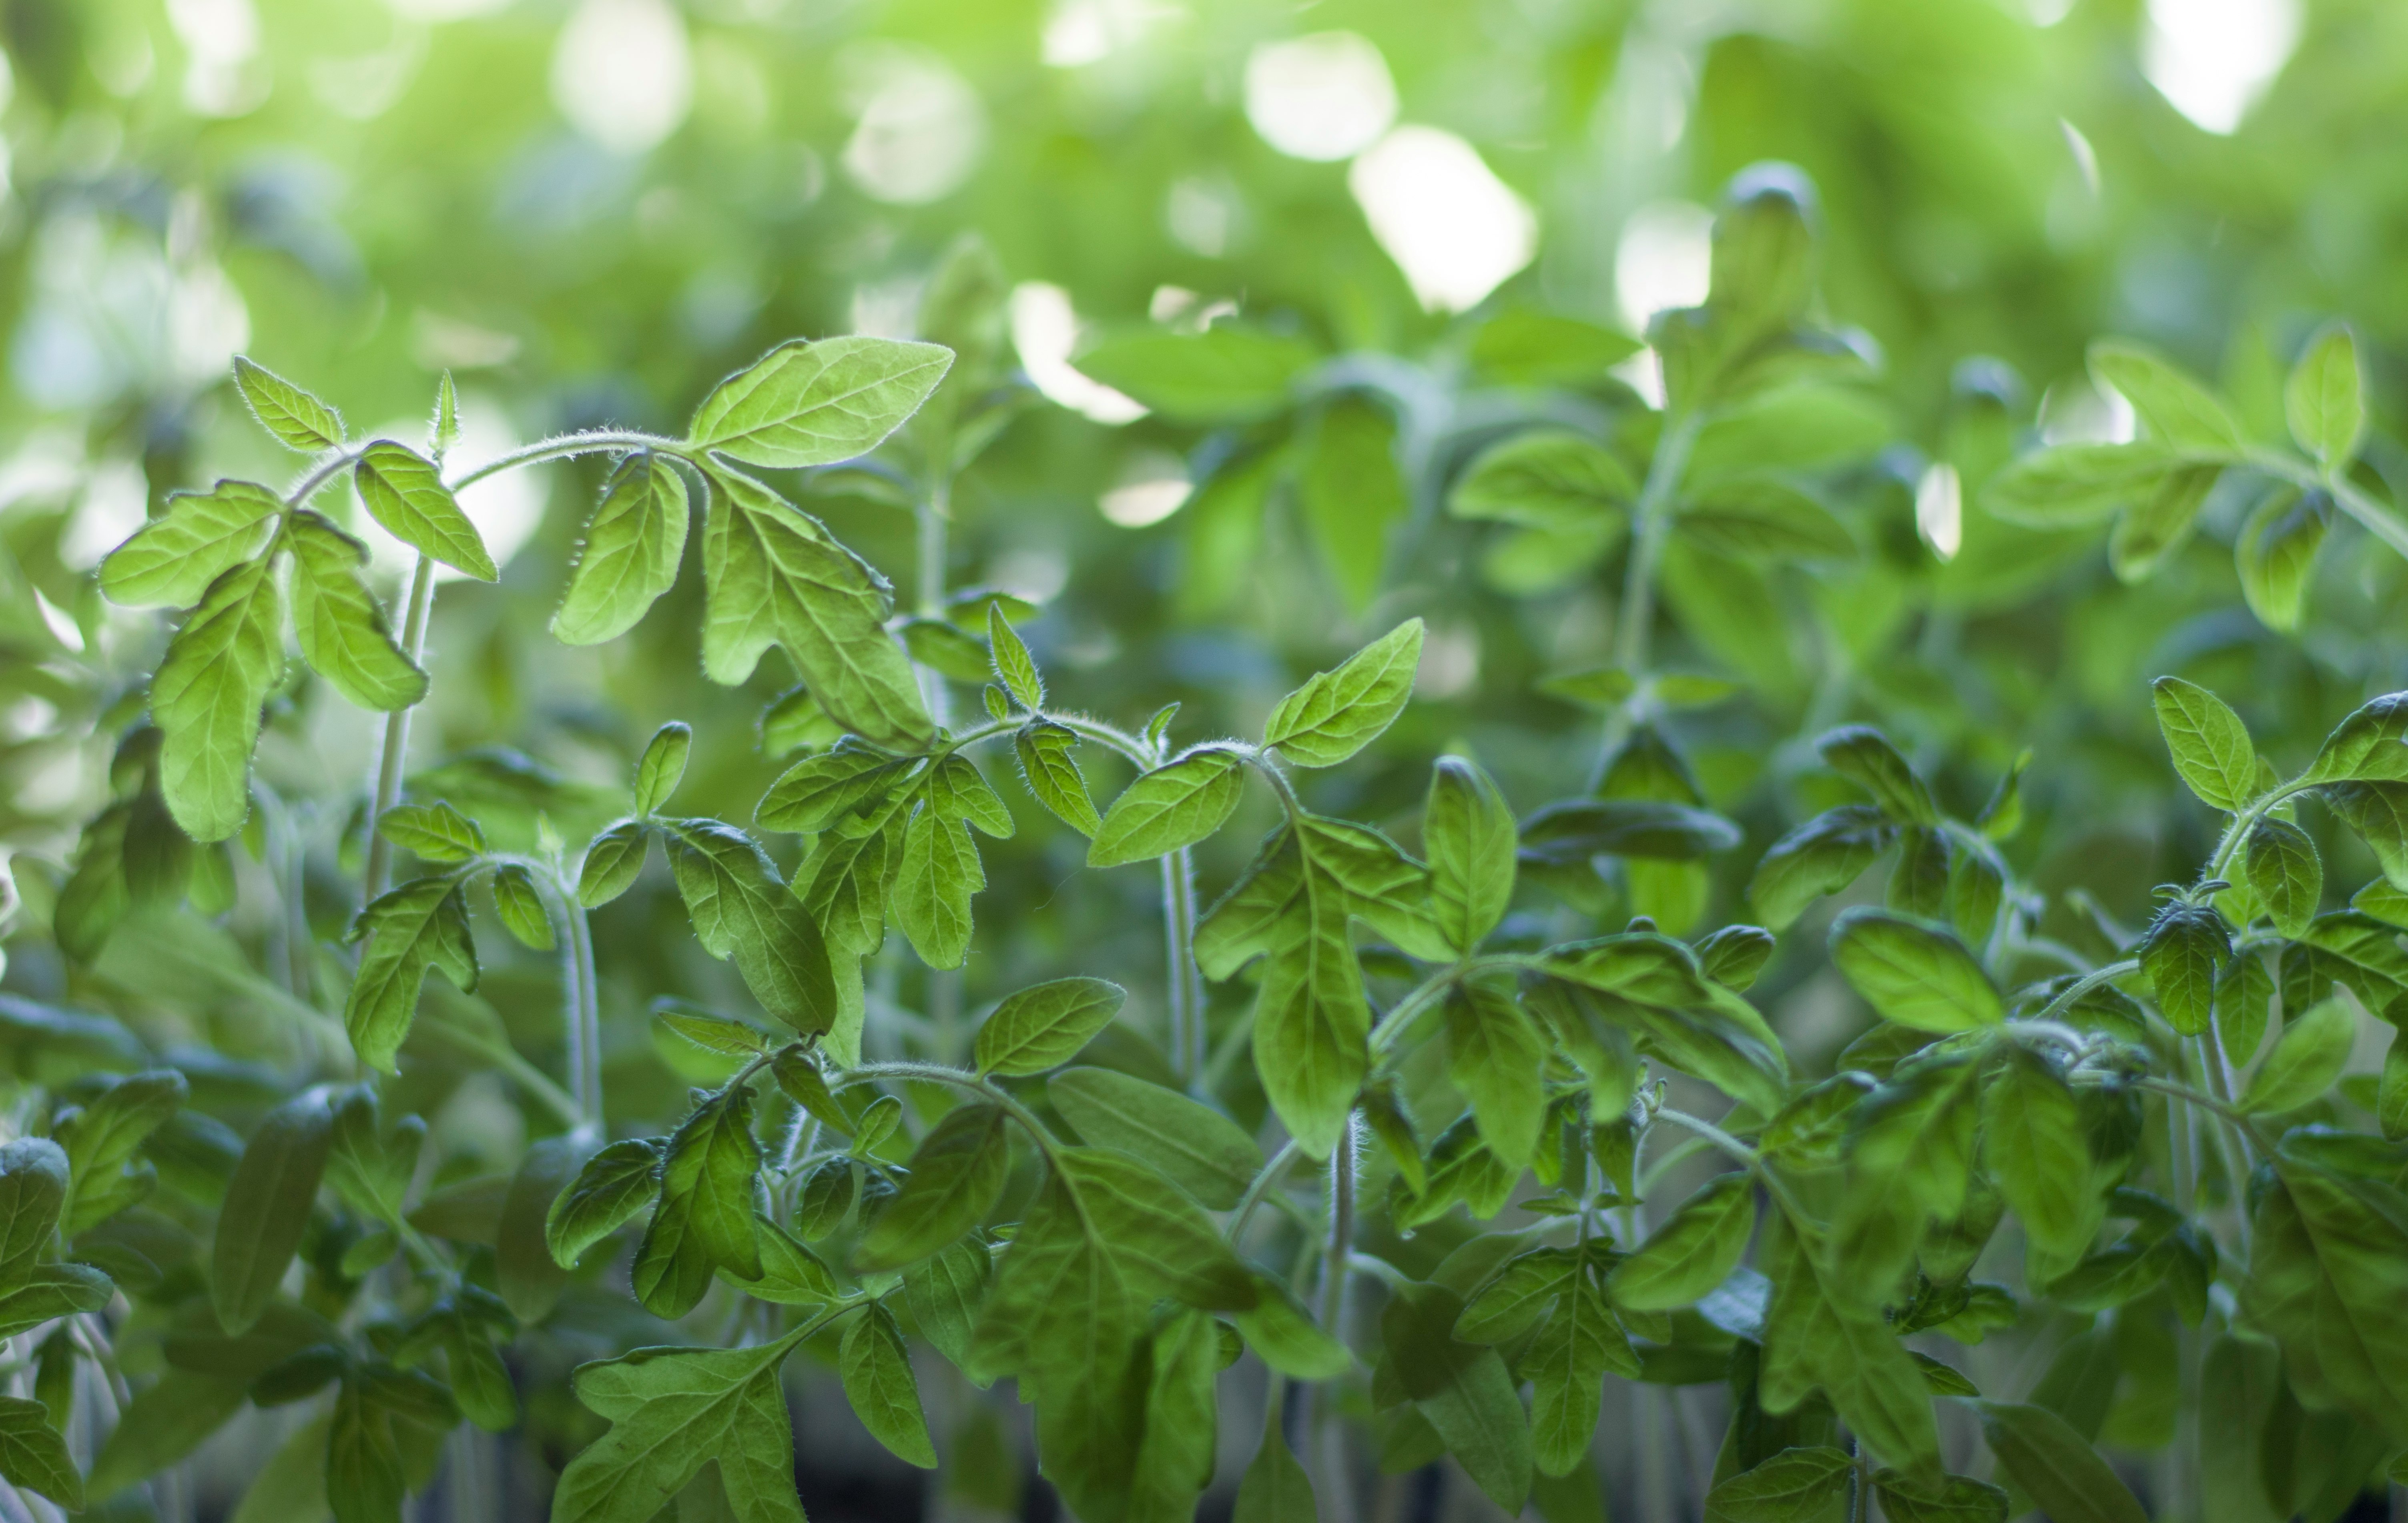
[2246,449,2408,562]
[1229,1137,1306,1244]
[2028,958,2140,1026]
[1591,407,1705,784]
[362,553,438,901]
[443,429,679,493]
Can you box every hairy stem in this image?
[1228,1137,1306,1244]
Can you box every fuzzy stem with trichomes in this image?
[1590,407,1706,786]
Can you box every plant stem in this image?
[362,553,437,900]
[837,1060,1062,1160]
[2247,449,2408,563]
[1591,407,1704,784]
[443,429,680,493]
[1229,1137,1306,1244]
[2027,958,2140,1025]
[1313,1117,1358,1523]
[560,878,605,1130]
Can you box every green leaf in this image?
[557,1337,807,1523]
[855,1104,1009,1270]
[926,753,1014,839]
[1709,169,1816,324]
[1449,428,1634,526]
[2239,997,2353,1114]
[213,1091,333,1335]
[900,614,993,682]
[1088,746,1246,868]
[1983,443,2177,526]
[2299,692,2408,785]
[2088,340,2247,455]
[1870,1469,2009,1523]
[1231,1423,1318,1523]
[2235,487,2332,633]
[1229,1277,1350,1379]
[497,1133,586,1322]
[1828,909,2001,1032]
[0,1264,112,1339]
[687,335,952,467]
[1014,720,1103,836]
[839,1305,937,1468]
[353,440,495,580]
[1973,1401,2149,1523]
[1981,1048,2093,1258]
[2245,818,2322,938]
[903,1238,989,1370]
[656,1006,768,1057]
[664,819,837,1032]
[1070,326,1317,423]
[2107,462,2218,583]
[698,465,931,750]
[286,512,427,711]
[1676,479,1856,562]
[554,451,691,645]
[1759,1220,1940,1476]
[578,819,650,907]
[1301,397,1408,612]
[2138,902,2225,1037]
[1379,1281,1534,1511]
[57,1068,185,1234]
[1044,1066,1260,1210]
[491,863,554,950]
[2151,677,2257,812]
[987,605,1043,709]
[100,479,282,608]
[973,977,1127,1076]
[344,875,478,1073]
[1523,1277,1622,1477]
[1129,1309,1224,1521]
[1749,806,1893,930]
[894,800,982,969]
[756,742,911,835]
[633,1086,764,1318]
[636,723,693,817]
[1468,309,1641,385]
[1701,1445,1851,1522]
[2285,323,2364,465]
[153,555,283,842]
[1445,980,1547,1170]
[1425,756,1516,954]
[88,1367,249,1503]
[377,801,484,863]
[2245,1133,2408,1434]
[233,357,344,451]
[1817,726,1938,826]
[0,1395,81,1511]
[546,1138,664,1269]
[1609,1171,1755,1311]
[1262,619,1423,768]
[728,1218,841,1305]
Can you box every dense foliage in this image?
[6,2,2408,1521]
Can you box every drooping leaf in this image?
[632,1086,765,1318]
[1972,1401,2149,1523]
[1609,1171,1756,1312]
[2285,323,2364,466]
[345,875,478,1073]
[546,1138,664,1269]
[353,440,495,580]
[152,556,283,842]
[213,1091,335,1336]
[1444,979,1547,1170]
[100,479,282,608]
[2239,997,2353,1114]
[1300,396,1408,612]
[1748,807,1894,930]
[1045,1066,1260,1210]
[377,801,484,863]
[987,605,1043,710]
[663,819,837,1032]
[1015,721,1103,836]
[1700,1445,1852,1523]
[1981,1048,2094,1259]
[856,1105,1009,1270]
[839,1305,937,1468]
[2139,902,2225,1037]
[698,465,930,750]
[1425,755,1517,954]
[1818,727,1938,826]
[554,451,691,645]
[2245,818,2322,938]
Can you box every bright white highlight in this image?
[1009,283,1146,425]
[550,0,693,154]
[2041,379,2137,446]
[1041,0,1184,68]
[1100,452,1192,528]
[1916,463,1963,563]
[1348,127,1535,313]
[165,0,263,115]
[1244,32,1397,162]
[841,46,985,205]
[2141,0,2299,134]
[1614,200,1714,330]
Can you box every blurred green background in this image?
[4,0,2405,1513]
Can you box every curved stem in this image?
[1229,1137,1306,1244]
[2026,958,2140,1026]
[1047,713,1160,770]
[1591,407,1704,784]
[2126,1077,2274,1150]
[837,1060,1064,1159]
[561,878,605,1129]
[442,429,680,493]
[2247,449,2408,562]
[361,554,437,900]
[1654,1105,1814,1224]
[284,447,361,509]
